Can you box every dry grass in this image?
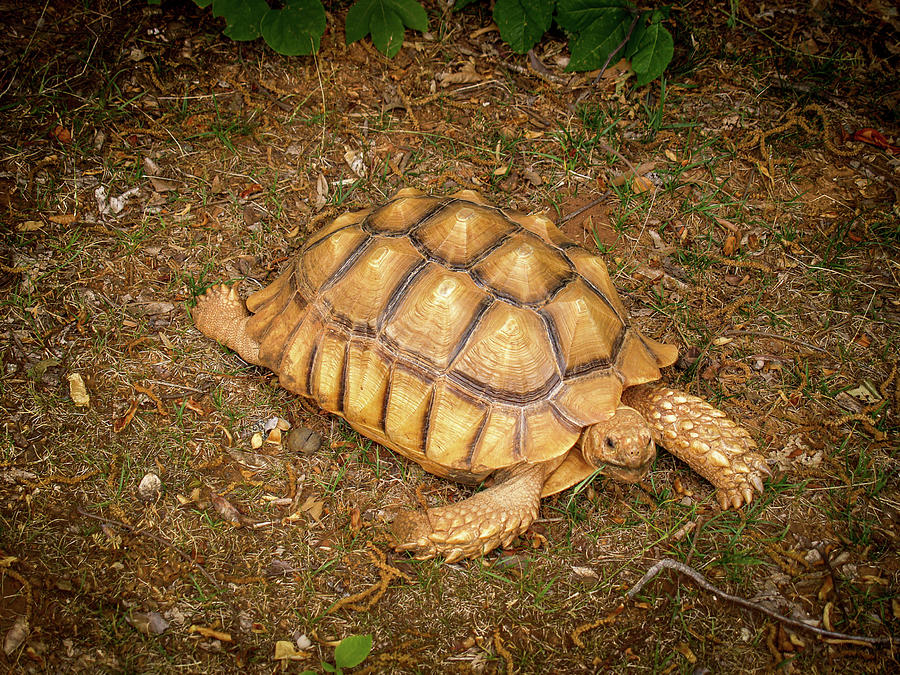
[1,1,898,672]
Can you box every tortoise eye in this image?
[605,437,615,449]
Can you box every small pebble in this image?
[285,428,323,455]
[137,473,162,502]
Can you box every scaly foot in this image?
[622,383,771,509]
[193,283,262,365]
[392,462,548,562]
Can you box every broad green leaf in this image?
[631,22,673,85]
[345,0,376,44]
[193,0,213,8]
[213,0,267,41]
[493,0,553,54]
[452,0,482,10]
[261,0,326,56]
[334,634,373,670]
[345,0,428,56]
[564,9,632,71]
[370,6,405,57]
[390,0,428,31]
[556,0,628,33]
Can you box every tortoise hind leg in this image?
[193,284,262,366]
[622,383,771,509]
[392,462,550,562]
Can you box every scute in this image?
[425,381,488,468]
[367,195,443,234]
[299,225,369,297]
[450,302,559,402]
[541,279,625,375]
[413,202,514,266]
[320,236,423,333]
[382,264,488,370]
[470,233,573,304]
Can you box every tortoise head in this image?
[580,406,656,483]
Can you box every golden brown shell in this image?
[243,189,676,484]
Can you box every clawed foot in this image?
[193,283,261,365]
[392,502,533,563]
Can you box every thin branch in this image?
[575,15,640,104]
[627,559,896,646]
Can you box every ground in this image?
[0,0,898,672]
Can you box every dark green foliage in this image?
[190,0,672,85]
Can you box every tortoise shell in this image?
[243,189,676,492]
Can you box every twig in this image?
[558,191,612,225]
[723,329,830,354]
[77,508,222,591]
[627,559,896,645]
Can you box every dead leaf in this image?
[113,400,138,433]
[438,61,481,87]
[675,642,697,664]
[350,507,362,530]
[17,221,43,232]
[3,616,28,655]
[148,176,180,192]
[126,611,169,635]
[239,184,263,199]
[273,640,309,661]
[818,574,834,601]
[48,213,77,225]
[189,625,232,642]
[722,233,738,256]
[212,493,247,525]
[51,125,72,144]
[299,495,324,521]
[344,149,366,177]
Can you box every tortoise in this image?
[194,189,770,561]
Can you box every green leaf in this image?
[322,664,336,673]
[493,0,553,54]
[452,0,482,10]
[564,8,632,71]
[261,0,326,56]
[556,0,628,33]
[193,0,212,7]
[370,5,406,57]
[630,22,673,85]
[334,634,373,670]
[213,0,268,41]
[345,0,428,56]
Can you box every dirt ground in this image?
[1,0,898,672]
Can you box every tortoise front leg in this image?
[392,461,551,562]
[193,284,262,366]
[622,383,771,509]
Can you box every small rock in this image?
[285,428,322,455]
[137,473,162,502]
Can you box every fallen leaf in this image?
[126,611,169,636]
[212,493,247,525]
[189,625,232,642]
[17,221,42,232]
[273,640,309,661]
[239,184,263,199]
[48,213,77,225]
[299,495,324,521]
[438,61,481,86]
[3,616,28,655]
[675,642,697,664]
[350,507,362,530]
[51,125,72,144]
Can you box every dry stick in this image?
[627,559,896,646]
[557,190,613,225]
[76,508,223,592]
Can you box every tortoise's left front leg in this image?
[622,383,771,509]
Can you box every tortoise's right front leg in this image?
[392,462,550,563]
[193,284,262,366]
